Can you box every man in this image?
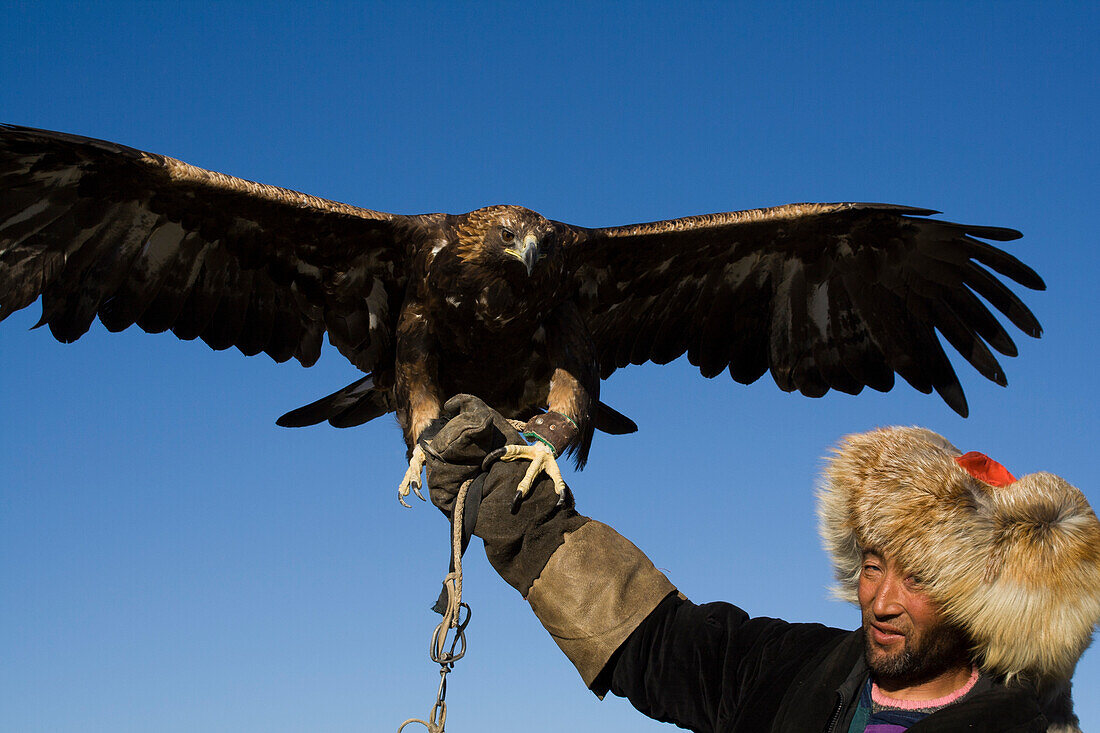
[421,396,1100,732]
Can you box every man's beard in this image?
[863,614,971,688]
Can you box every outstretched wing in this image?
[563,202,1045,416]
[0,125,431,372]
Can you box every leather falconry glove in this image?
[420,394,677,688]
[421,394,588,596]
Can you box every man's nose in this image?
[871,572,905,617]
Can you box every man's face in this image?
[858,550,970,688]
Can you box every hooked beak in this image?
[505,233,540,276]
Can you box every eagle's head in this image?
[454,205,560,279]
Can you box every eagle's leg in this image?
[396,305,451,506]
[393,308,444,507]
[398,444,427,508]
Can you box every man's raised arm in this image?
[419,394,846,732]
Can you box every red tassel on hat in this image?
[955,451,1017,487]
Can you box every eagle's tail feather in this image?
[276,375,394,428]
[557,401,636,470]
[595,401,637,435]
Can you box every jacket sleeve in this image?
[520,519,848,733]
[602,594,848,732]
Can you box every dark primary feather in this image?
[563,202,1044,417]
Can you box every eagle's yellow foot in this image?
[398,444,428,508]
[499,441,568,512]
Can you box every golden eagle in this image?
[0,125,1044,502]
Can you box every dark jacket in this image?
[599,594,1047,733]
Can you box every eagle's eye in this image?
[500,227,515,244]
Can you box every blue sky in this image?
[1,2,1097,731]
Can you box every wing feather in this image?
[809,284,863,396]
[40,205,158,341]
[926,296,1005,386]
[691,281,738,379]
[628,290,687,368]
[942,285,1017,357]
[98,222,189,332]
[723,262,773,385]
[173,241,230,341]
[239,273,277,357]
[649,280,704,365]
[962,262,1043,337]
[204,263,253,352]
[563,202,1043,415]
[827,282,892,393]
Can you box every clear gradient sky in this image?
[2,2,1098,731]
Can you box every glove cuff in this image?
[523,412,578,457]
[525,521,677,688]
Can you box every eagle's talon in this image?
[500,441,568,510]
[398,444,427,509]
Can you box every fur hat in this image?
[818,427,1100,731]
